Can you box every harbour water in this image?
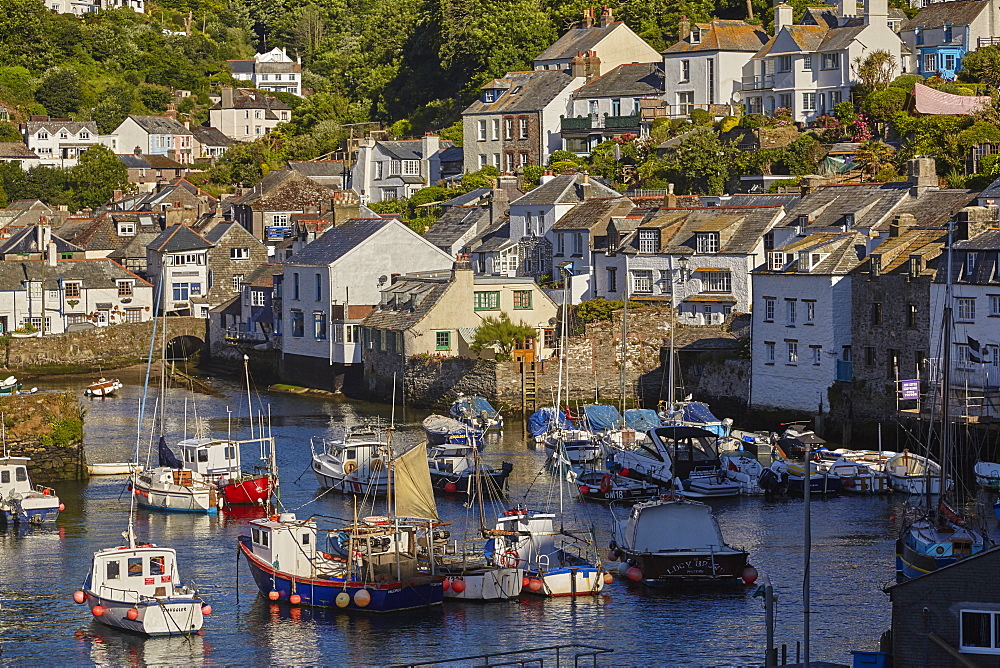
[0,373,953,665]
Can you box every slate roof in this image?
[954,228,1000,251]
[246,263,283,288]
[552,197,634,231]
[287,218,394,265]
[511,174,621,207]
[118,154,186,170]
[892,189,977,228]
[535,22,623,62]
[136,178,217,210]
[210,91,290,115]
[442,188,493,207]
[571,63,663,99]
[717,193,801,207]
[622,205,784,255]
[980,176,1000,200]
[109,231,160,261]
[0,143,39,159]
[474,218,515,253]
[777,183,911,231]
[663,20,768,54]
[231,170,337,211]
[759,232,869,274]
[190,125,234,147]
[424,206,493,252]
[0,226,82,255]
[65,216,120,252]
[464,70,575,115]
[26,120,97,135]
[361,273,453,331]
[856,227,947,275]
[127,115,193,135]
[0,258,151,290]
[903,0,987,30]
[148,224,213,253]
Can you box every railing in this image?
[740,74,774,91]
[560,116,593,130]
[604,114,640,129]
[979,37,1000,48]
[392,644,613,668]
[836,360,852,382]
[225,327,267,344]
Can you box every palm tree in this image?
[470,313,537,361]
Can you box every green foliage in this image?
[860,87,908,124]
[690,108,711,126]
[35,67,83,117]
[521,165,543,188]
[547,150,581,166]
[461,165,499,190]
[738,113,767,128]
[438,120,463,147]
[470,312,538,361]
[0,122,21,142]
[203,139,287,187]
[718,116,739,133]
[779,134,823,176]
[889,74,923,92]
[38,417,84,447]
[69,145,132,211]
[575,298,642,324]
[959,44,1000,85]
[138,84,172,112]
[665,128,734,195]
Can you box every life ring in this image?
[599,474,612,494]
[500,550,520,567]
[344,461,358,474]
[936,546,945,555]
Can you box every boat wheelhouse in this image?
[0,455,61,524]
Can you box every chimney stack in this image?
[838,0,857,21]
[584,50,602,80]
[222,86,234,110]
[907,157,937,196]
[678,16,691,42]
[582,6,594,27]
[599,4,614,27]
[664,182,677,208]
[570,52,587,79]
[955,206,998,241]
[47,240,57,267]
[863,0,887,26]
[774,3,793,33]
[164,106,177,119]
[889,213,917,237]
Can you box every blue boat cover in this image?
[527,407,569,437]
[451,396,496,418]
[625,409,661,431]
[158,436,182,468]
[583,404,623,431]
[682,402,720,424]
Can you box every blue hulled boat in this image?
[423,414,483,447]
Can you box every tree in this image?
[959,44,1000,86]
[70,145,130,210]
[667,128,735,194]
[855,140,896,180]
[138,84,172,112]
[92,83,137,135]
[854,50,897,93]
[35,67,83,117]
[470,313,538,361]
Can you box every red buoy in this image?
[742,566,759,584]
[268,590,280,601]
[73,590,86,604]
[579,485,590,495]
[442,578,451,591]
[126,608,139,621]
[201,605,212,615]
[58,503,65,511]
[528,579,543,592]
[625,567,643,582]
[444,482,458,493]
[289,594,301,605]
[91,605,105,617]
[620,468,630,477]
[451,579,466,594]
[522,577,530,589]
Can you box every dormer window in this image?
[843,212,855,227]
[915,26,923,45]
[966,251,977,278]
[638,229,658,254]
[943,24,952,42]
[118,222,136,236]
[38,130,48,140]
[80,131,89,139]
[484,90,496,103]
[769,251,787,270]
[696,232,719,254]
[59,130,68,139]
[690,27,701,44]
[908,254,922,278]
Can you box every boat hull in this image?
[313,468,388,496]
[429,465,512,494]
[523,566,604,597]
[888,474,947,495]
[895,537,957,583]
[84,591,204,636]
[621,550,749,586]
[1,498,60,524]
[222,475,274,505]
[238,537,443,611]
[441,567,523,601]
[786,474,842,495]
[131,484,218,514]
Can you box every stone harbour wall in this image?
[0,391,86,481]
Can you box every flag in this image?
[968,335,982,364]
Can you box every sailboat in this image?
[77,285,210,635]
[238,441,445,611]
[896,223,987,582]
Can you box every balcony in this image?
[605,114,640,129]
[561,116,593,131]
[740,74,774,91]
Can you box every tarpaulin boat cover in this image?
[527,407,569,437]
[422,414,468,436]
[451,396,496,419]
[158,436,182,468]
[682,402,726,436]
[583,404,624,431]
[625,409,661,431]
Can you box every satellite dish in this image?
[548,317,557,325]
[378,275,388,285]
[731,90,743,104]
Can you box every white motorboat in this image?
[817,455,890,494]
[974,461,1000,491]
[77,526,208,635]
[885,450,950,495]
[426,443,512,494]
[439,561,523,601]
[0,455,62,524]
[545,428,603,464]
[84,378,123,397]
[310,425,389,495]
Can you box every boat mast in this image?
[619,255,629,416]
[668,257,677,408]
[803,437,812,666]
[937,221,955,512]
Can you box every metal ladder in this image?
[521,361,538,413]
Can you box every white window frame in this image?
[990,295,1000,316]
[703,272,731,293]
[786,299,796,325]
[631,269,653,294]
[478,120,487,142]
[764,298,775,321]
[821,52,840,70]
[230,247,250,260]
[957,297,976,321]
[491,119,500,141]
[812,346,822,365]
[696,232,719,254]
[637,229,657,254]
[787,340,798,364]
[802,93,817,111]
[960,609,1000,654]
[805,301,815,323]
[765,341,775,363]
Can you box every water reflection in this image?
[81,626,211,666]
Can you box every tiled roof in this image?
[148,224,213,253]
[571,63,663,99]
[441,188,493,207]
[0,258,151,291]
[892,190,977,229]
[190,125,235,147]
[361,273,453,331]
[663,20,768,53]
[777,183,911,230]
[623,205,784,255]
[954,228,1000,251]
[718,194,801,207]
[424,206,492,251]
[0,142,38,159]
[246,263,283,288]
[464,70,575,115]
[26,120,98,135]
[552,197,634,231]
[511,174,621,206]
[286,218,394,265]
[761,232,869,274]
[109,231,160,260]
[64,216,120,252]
[535,22,623,61]
[473,217,514,253]
[980,176,1000,199]
[126,115,193,135]
[903,0,987,30]
[0,226,82,255]
[117,154,185,170]
[856,228,947,275]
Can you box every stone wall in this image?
[0,391,86,481]
[1,317,206,373]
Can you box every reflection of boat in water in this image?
[86,622,209,665]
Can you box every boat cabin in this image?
[248,515,320,577]
[494,511,558,564]
[89,545,181,602]
[646,427,723,479]
[0,456,32,495]
[177,437,240,478]
[619,501,730,554]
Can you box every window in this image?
[777,55,792,72]
[908,303,918,327]
[314,312,327,340]
[991,295,1000,316]
[64,282,81,298]
[106,560,120,580]
[292,272,300,300]
[505,152,515,172]
[611,98,621,116]
[172,283,192,301]
[866,346,877,366]
[831,91,842,106]
[519,118,528,139]
[478,120,487,142]
[943,24,953,42]
[966,252,978,277]
[118,222,135,236]
[769,252,787,270]
[117,281,133,298]
[474,291,500,310]
[607,267,617,293]
[805,301,815,323]
[821,53,840,70]
[345,324,358,343]
[588,100,599,119]
[787,341,798,364]
[291,310,304,337]
[389,160,402,176]
[681,60,690,82]
[314,273,322,301]
[765,341,775,364]
[960,610,1000,654]
[479,154,488,168]
[435,331,451,351]
[483,90,495,103]
[638,229,658,254]
[374,161,384,180]
[504,118,513,140]
[403,160,420,176]
[764,298,775,322]
[573,233,583,255]
[923,54,936,73]
[231,247,250,259]
[632,270,653,294]
[251,290,266,307]
[128,557,143,576]
[124,310,142,323]
[802,93,817,111]
[957,297,976,321]
[554,229,563,254]
[812,346,822,365]
[944,54,956,71]
[871,302,883,325]
[696,232,719,254]
[513,290,532,309]
[803,55,812,71]
[27,281,41,299]
[491,119,500,140]
[786,299,796,325]
[704,272,731,293]
[232,274,245,293]
[37,130,48,140]
[690,26,701,43]
[678,91,694,115]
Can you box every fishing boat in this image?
[449,394,503,431]
[130,438,219,513]
[76,526,209,636]
[974,461,1000,491]
[426,443,512,494]
[529,408,602,464]
[239,443,445,612]
[310,424,389,495]
[610,496,749,586]
[0,455,62,524]
[816,455,890,494]
[423,414,483,447]
[885,450,950,495]
[773,424,826,460]
[84,378,123,397]
[896,504,986,582]
[0,376,23,396]
[574,467,661,503]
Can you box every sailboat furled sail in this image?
[394,443,438,521]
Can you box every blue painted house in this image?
[900,0,998,79]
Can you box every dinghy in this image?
[84,378,123,397]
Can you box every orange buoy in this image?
[451,579,466,594]
[201,605,212,615]
[289,594,301,605]
[73,590,86,604]
[126,608,139,621]
[268,590,280,601]
[522,577,530,589]
[335,592,350,608]
[606,550,618,562]
[442,578,450,591]
[625,567,643,582]
[354,589,371,607]
[528,579,543,592]
[603,572,613,585]
[742,566,759,584]
[91,605,105,617]
[58,503,65,511]
[444,482,458,493]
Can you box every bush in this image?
[575,298,642,324]
[738,113,767,128]
[690,108,711,126]
[889,74,923,91]
[718,116,739,133]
